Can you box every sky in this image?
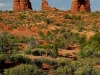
[0,0,100,11]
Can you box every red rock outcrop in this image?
[13,0,32,11]
[51,7,58,11]
[71,0,91,12]
[41,0,51,10]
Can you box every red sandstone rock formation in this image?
[51,7,58,11]
[13,0,32,11]
[41,0,51,10]
[71,0,91,12]
[13,0,20,11]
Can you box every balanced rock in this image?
[41,0,51,10]
[13,0,32,11]
[71,0,91,12]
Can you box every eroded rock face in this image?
[71,0,91,12]
[41,0,51,10]
[13,0,32,11]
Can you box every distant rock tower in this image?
[71,0,91,12]
[13,0,32,11]
[41,0,51,10]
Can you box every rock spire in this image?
[41,0,51,10]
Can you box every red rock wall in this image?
[71,0,91,12]
[13,0,32,11]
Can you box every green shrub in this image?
[4,64,46,75]
[64,53,70,58]
[51,44,58,58]
[32,49,43,56]
[32,59,42,68]
[38,30,45,39]
[10,55,31,64]
[74,65,100,75]
[59,28,66,34]
[55,23,62,26]
[18,14,26,19]
[72,15,82,20]
[45,31,53,41]
[53,29,59,34]
[27,37,36,48]
[0,31,19,53]
[0,17,3,21]
[80,32,100,58]
[56,67,66,75]
[77,25,84,32]
[46,18,53,24]
[64,14,71,19]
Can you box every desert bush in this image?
[51,66,72,75]
[24,46,32,55]
[53,38,66,48]
[80,41,100,58]
[64,53,70,58]
[0,31,19,53]
[32,59,42,68]
[46,18,53,24]
[10,55,31,64]
[38,30,45,39]
[18,14,26,19]
[51,44,58,58]
[90,13,99,18]
[52,29,59,34]
[69,20,75,24]
[38,58,57,66]
[76,16,82,20]
[4,64,46,75]
[55,23,62,26]
[27,37,36,48]
[77,25,84,32]
[91,24,99,32]
[73,56,77,61]
[45,31,53,41]
[32,49,44,56]
[72,15,81,20]
[0,17,3,21]
[64,14,71,19]
[18,36,28,43]
[57,59,71,67]
[80,32,100,58]
[74,65,100,75]
[40,58,51,65]
[56,67,66,75]
[65,32,86,45]
[84,58,100,65]
[59,28,66,34]
[8,10,13,13]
